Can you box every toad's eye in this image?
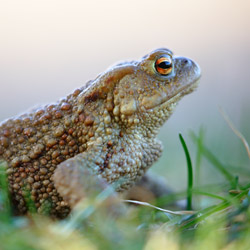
[154,56,172,76]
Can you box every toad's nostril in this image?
[183,58,192,68]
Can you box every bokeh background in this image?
[1,0,249,191]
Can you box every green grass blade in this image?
[178,189,249,230]
[179,133,193,211]
[193,127,205,187]
[192,190,228,201]
[191,133,237,188]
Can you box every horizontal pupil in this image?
[158,61,172,69]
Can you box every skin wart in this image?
[0,48,201,218]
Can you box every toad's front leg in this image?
[53,139,163,208]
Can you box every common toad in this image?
[0,48,200,218]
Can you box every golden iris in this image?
[155,56,172,76]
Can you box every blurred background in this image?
[0,0,249,191]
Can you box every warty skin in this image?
[0,48,200,218]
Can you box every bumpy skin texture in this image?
[0,48,200,218]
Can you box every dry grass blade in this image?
[219,107,250,161]
[123,200,195,215]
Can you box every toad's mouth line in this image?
[142,77,200,112]
[167,78,200,104]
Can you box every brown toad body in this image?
[0,48,200,218]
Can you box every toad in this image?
[0,48,200,218]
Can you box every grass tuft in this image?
[1,125,250,249]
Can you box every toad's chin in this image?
[141,77,200,112]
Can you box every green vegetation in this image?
[1,127,250,250]
[179,133,193,211]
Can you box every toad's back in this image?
[0,48,200,218]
